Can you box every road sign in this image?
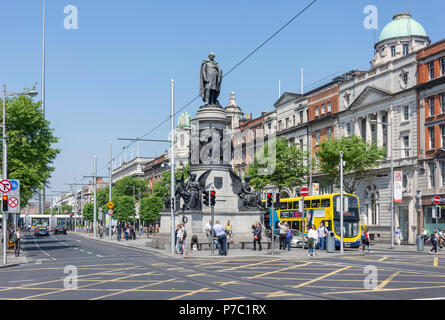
[107,209,113,215]
[433,196,441,205]
[0,180,12,193]
[107,201,114,209]
[300,187,309,197]
[6,180,20,213]
[8,197,18,208]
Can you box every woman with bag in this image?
[284,227,293,251]
[362,227,371,253]
[252,222,262,251]
[307,224,318,256]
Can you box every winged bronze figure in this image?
[229,171,262,209]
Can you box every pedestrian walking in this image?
[252,222,262,251]
[117,223,121,241]
[124,224,129,241]
[317,223,328,252]
[279,221,287,250]
[225,220,233,243]
[213,220,227,256]
[361,227,371,253]
[175,224,181,254]
[307,224,318,256]
[427,230,439,255]
[181,224,187,255]
[284,226,293,251]
[176,224,184,255]
[395,227,402,246]
[13,228,21,257]
[205,220,213,249]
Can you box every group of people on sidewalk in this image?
[115,223,136,241]
[204,220,230,256]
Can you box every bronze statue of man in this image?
[200,52,222,106]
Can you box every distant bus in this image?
[265,193,362,248]
[23,214,71,231]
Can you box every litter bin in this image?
[326,231,335,253]
[416,234,424,251]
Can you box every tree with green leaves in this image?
[316,135,386,193]
[247,137,310,193]
[113,196,136,223]
[112,176,147,200]
[2,91,60,208]
[139,196,163,226]
[83,202,94,221]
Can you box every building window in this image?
[321,104,325,114]
[278,120,282,130]
[285,118,289,129]
[391,45,396,57]
[402,44,409,56]
[402,106,409,121]
[441,125,445,147]
[346,122,351,135]
[403,73,408,85]
[441,57,445,76]
[429,162,436,188]
[402,174,408,189]
[402,136,409,157]
[429,97,435,116]
[429,62,435,80]
[441,161,445,187]
[315,106,319,117]
[315,130,320,143]
[299,111,304,124]
[429,127,435,150]
[292,115,295,127]
[180,134,184,146]
[299,139,304,152]
[441,94,445,114]
[327,102,332,113]
[327,127,332,139]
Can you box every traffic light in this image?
[275,193,280,206]
[2,195,8,212]
[266,193,272,208]
[203,191,210,206]
[210,190,216,206]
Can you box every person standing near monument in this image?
[213,220,227,256]
[200,52,223,106]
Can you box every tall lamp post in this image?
[2,85,38,265]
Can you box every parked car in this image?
[54,225,67,235]
[35,225,49,236]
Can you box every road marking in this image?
[169,287,214,300]
[87,252,93,255]
[8,279,34,283]
[96,255,103,258]
[217,259,282,272]
[292,266,351,289]
[213,280,244,286]
[434,257,438,267]
[32,236,56,261]
[244,261,312,280]
[252,290,302,298]
[90,277,178,300]
[375,271,400,291]
[378,256,388,262]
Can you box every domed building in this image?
[372,13,430,66]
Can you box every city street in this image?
[0,232,444,300]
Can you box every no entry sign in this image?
[8,197,18,208]
[300,188,309,197]
[433,195,441,205]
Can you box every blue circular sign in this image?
[10,180,18,191]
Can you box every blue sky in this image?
[0,0,444,199]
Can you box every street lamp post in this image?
[2,85,38,265]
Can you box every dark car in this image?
[35,226,49,236]
[54,225,67,235]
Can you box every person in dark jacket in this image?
[253,222,262,251]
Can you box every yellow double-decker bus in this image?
[269,193,362,248]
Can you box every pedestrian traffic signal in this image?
[266,193,272,208]
[2,195,8,212]
[210,190,216,206]
[275,193,280,205]
[203,191,210,206]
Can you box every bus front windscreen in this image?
[333,195,360,221]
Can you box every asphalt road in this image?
[0,231,444,300]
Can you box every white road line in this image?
[87,252,93,255]
[8,279,34,283]
[96,255,103,258]
[80,249,85,252]
[32,236,56,261]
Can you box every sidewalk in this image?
[74,231,438,259]
[0,243,27,269]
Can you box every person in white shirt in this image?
[213,220,227,256]
[307,224,318,256]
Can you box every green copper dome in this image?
[379,13,427,42]
[177,111,191,128]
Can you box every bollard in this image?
[326,231,335,253]
[416,234,424,251]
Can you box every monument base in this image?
[148,209,267,250]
